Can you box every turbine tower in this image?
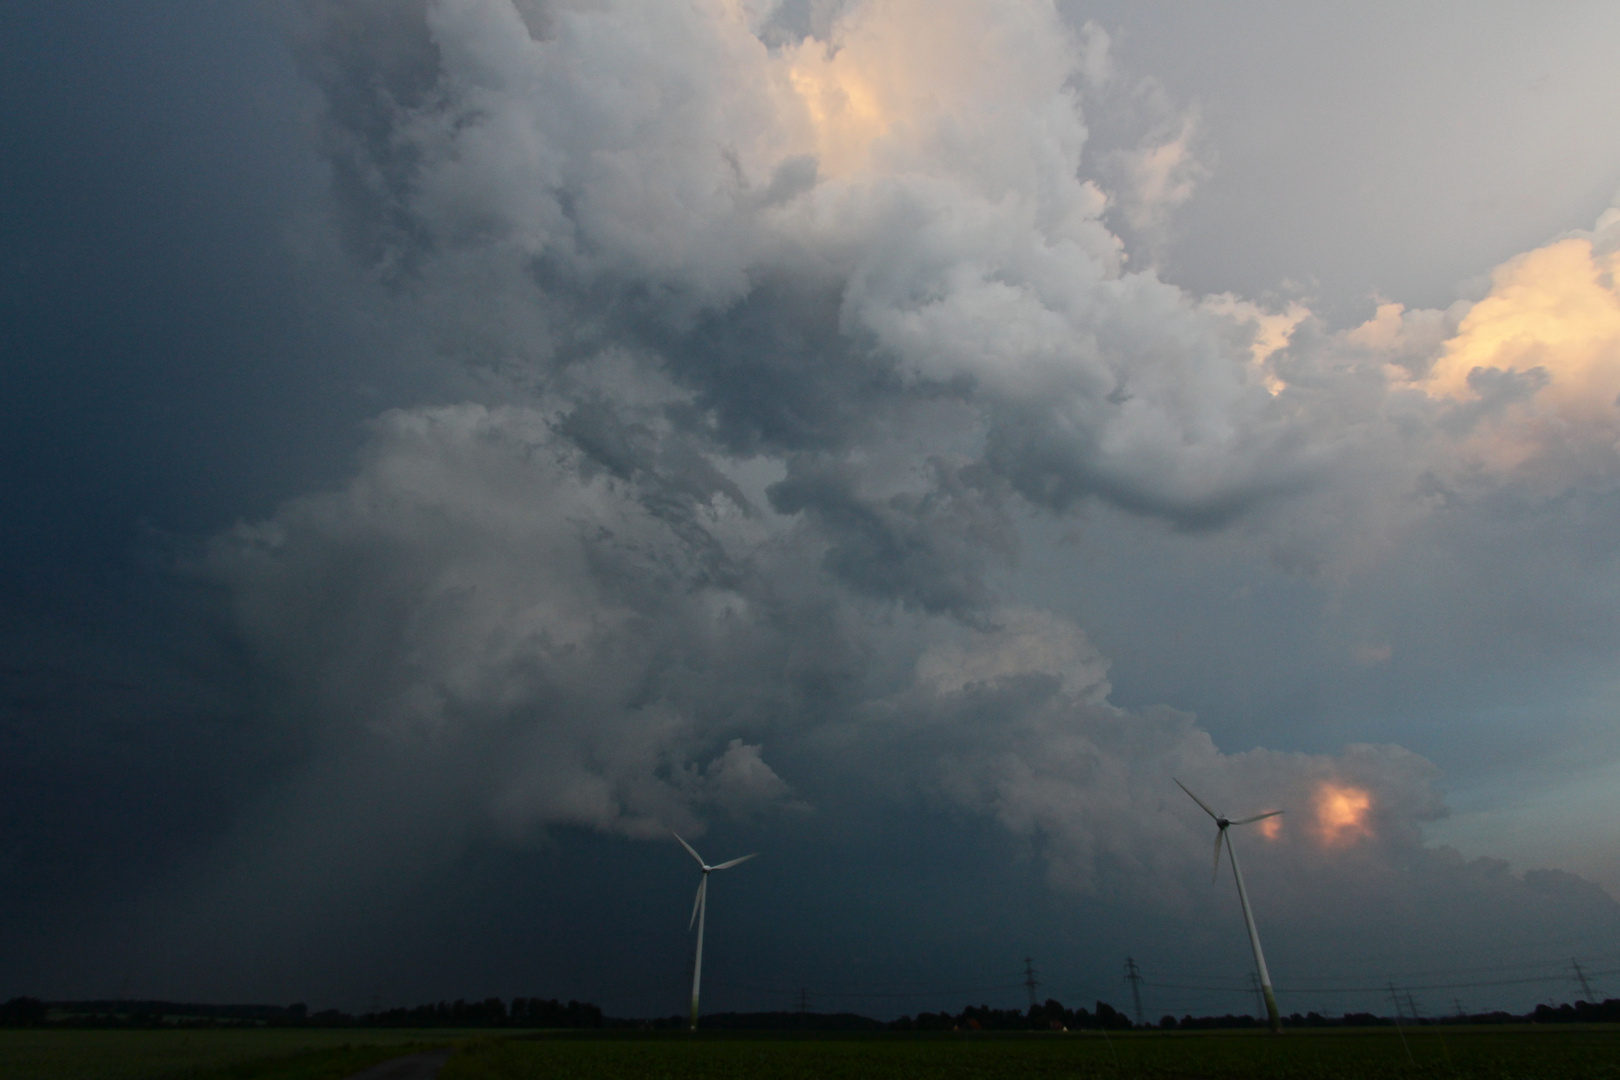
[673,832,756,1031]
[1175,778,1284,1033]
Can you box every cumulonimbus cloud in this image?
[219,0,1620,930]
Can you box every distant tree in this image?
[0,998,47,1026]
[1532,1000,1620,1024]
[1342,1012,1385,1027]
[1028,998,1068,1029]
[906,1012,954,1031]
[507,997,601,1029]
[1093,1001,1132,1030]
[1176,1013,1260,1030]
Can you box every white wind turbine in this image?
[673,832,756,1031]
[1175,778,1285,1033]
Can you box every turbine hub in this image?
[1216,818,1229,829]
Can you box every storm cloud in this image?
[7,0,1620,1016]
[179,0,1620,957]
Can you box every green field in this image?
[0,1028,478,1080]
[443,1027,1620,1080]
[7,1026,1619,1080]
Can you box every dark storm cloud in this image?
[206,404,834,836]
[194,0,1620,939]
[293,0,446,275]
[8,0,1620,1012]
[768,455,1012,617]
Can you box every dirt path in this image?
[342,1048,455,1080]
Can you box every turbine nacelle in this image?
[672,830,757,1031]
[674,830,756,927]
[1176,778,1281,882]
[1175,778,1285,1035]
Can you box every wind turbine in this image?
[1175,778,1285,1033]
[673,832,756,1031]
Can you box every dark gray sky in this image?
[4,0,1620,1022]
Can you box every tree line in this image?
[6,993,1618,1029]
[0,996,602,1029]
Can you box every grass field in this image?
[0,1028,479,1080]
[442,1026,1620,1080]
[8,1026,1619,1080]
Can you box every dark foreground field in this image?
[444,1028,1620,1080]
[6,1026,1619,1080]
[0,1029,469,1080]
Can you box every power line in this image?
[1146,969,1620,996]
[1123,957,1144,1025]
[1325,926,1620,966]
[1322,950,1620,981]
[1388,984,1414,1066]
[706,979,1029,1001]
[678,935,1620,1009]
[1572,959,1595,1001]
[715,970,1029,991]
[701,955,1620,1015]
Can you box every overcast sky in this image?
[4,0,1620,1022]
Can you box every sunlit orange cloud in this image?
[784,40,890,178]
[1202,295,1308,395]
[1315,783,1373,846]
[1419,236,1620,465]
[1258,815,1282,840]
[777,0,1076,179]
[781,0,973,179]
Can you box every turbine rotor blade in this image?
[672,831,706,868]
[711,853,757,871]
[1230,810,1283,826]
[689,874,707,930]
[1176,778,1219,821]
[1212,827,1226,885]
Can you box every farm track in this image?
[342,1048,454,1080]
